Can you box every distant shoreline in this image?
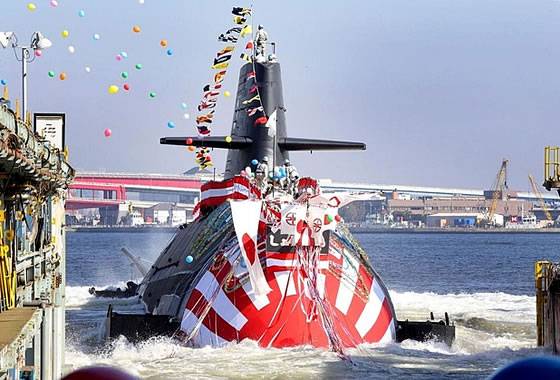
[348,227,560,234]
[65,225,560,234]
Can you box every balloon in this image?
[68,45,75,54]
[186,138,193,145]
[160,39,168,47]
[50,0,58,7]
[93,33,100,40]
[187,146,195,152]
[116,55,122,61]
[180,102,187,109]
[224,91,231,97]
[108,85,119,94]
[183,113,190,120]
[167,121,175,129]
[48,71,55,78]
[0,80,6,86]
[120,51,128,59]
[61,30,69,38]
[185,255,193,264]
[225,136,232,143]
[135,63,142,70]
[132,25,141,33]
[166,49,173,56]
[78,10,85,17]
[104,128,112,137]
[246,41,254,50]
[335,215,342,222]
[139,0,145,4]
[34,50,42,57]
[148,91,156,98]
[59,72,67,81]
[85,66,91,73]
[27,3,36,11]
[251,159,258,166]
[121,71,128,79]
[123,83,130,91]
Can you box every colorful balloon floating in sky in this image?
[68,46,75,54]
[186,138,193,145]
[104,128,112,138]
[187,146,195,152]
[166,49,173,56]
[61,30,69,38]
[181,102,187,109]
[93,33,100,41]
[0,80,6,86]
[183,113,190,119]
[108,85,119,94]
[27,3,36,11]
[135,63,142,70]
[132,25,141,33]
[224,91,231,97]
[78,10,85,17]
[160,39,168,47]
[123,84,130,91]
[148,91,156,98]
[48,71,55,78]
[225,136,232,143]
[167,121,176,129]
[35,50,42,57]
[59,72,67,81]
[50,0,58,7]
[85,66,91,73]
[121,72,128,79]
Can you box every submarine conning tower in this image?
[224,61,288,178]
[160,49,367,177]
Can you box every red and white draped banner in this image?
[230,199,271,296]
[199,175,261,210]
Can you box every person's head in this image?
[262,156,269,163]
[258,24,264,30]
[284,159,290,166]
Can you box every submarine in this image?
[104,25,455,353]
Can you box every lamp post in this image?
[0,31,52,126]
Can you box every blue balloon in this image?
[166,49,173,56]
[185,255,193,264]
[490,356,560,380]
[167,121,176,129]
[78,9,85,17]
[251,159,258,166]
[0,80,6,86]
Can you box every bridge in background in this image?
[66,171,559,225]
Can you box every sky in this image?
[1,0,560,191]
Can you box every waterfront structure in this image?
[0,102,74,378]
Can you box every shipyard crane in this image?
[482,159,509,226]
[529,174,553,225]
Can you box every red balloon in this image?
[186,138,193,145]
[335,215,342,222]
[123,83,130,91]
[62,366,137,380]
[104,128,112,137]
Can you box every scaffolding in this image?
[544,146,560,191]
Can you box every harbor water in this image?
[64,231,555,379]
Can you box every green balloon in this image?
[149,92,156,98]
[135,63,143,70]
[121,71,128,79]
[48,71,55,78]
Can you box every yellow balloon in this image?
[61,30,69,38]
[27,3,36,11]
[225,136,232,143]
[108,85,119,94]
[224,91,231,97]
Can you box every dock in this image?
[0,99,74,379]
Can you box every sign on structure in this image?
[34,113,66,150]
